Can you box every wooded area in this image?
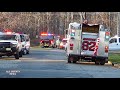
[0,12,119,40]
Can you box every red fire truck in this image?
[40,33,56,48]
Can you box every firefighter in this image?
[56,39,60,48]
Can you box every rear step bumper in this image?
[69,54,108,63]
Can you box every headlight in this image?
[60,42,63,46]
[12,44,17,47]
[11,43,17,47]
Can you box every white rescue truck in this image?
[66,22,110,65]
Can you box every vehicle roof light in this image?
[48,33,54,35]
[106,32,110,36]
[72,30,75,32]
[48,34,51,35]
[41,33,48,36]
[6,32,12,34]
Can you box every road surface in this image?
[0,48,120,78]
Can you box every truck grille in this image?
[0,42,11,48]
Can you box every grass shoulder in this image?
[109,53,120,63]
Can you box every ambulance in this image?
[65,22,110,65]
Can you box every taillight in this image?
[40,40,43,43]
[70,44,73,46]
[70,47,73,50]
[105,32,110,41]
[105,46,108,53]
[51,40,53,44]
[70,44,73,50]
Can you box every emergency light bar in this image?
[105,31,110,41]
[48,34,54,35]
[41,34,48,36]
[6,32,12,34]
[41,33,54,36]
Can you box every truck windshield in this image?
[0,35,16,40]
[40,35,54,40]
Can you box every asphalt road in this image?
[0,48,120,78]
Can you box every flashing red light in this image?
[51,40,53,44]
[70,44,74,50]
[105,32,110,36]
[5,31,13,34]
[40,40,43,43]
[41,33,54,36]
[4,29,12,32]
[41,33,48,36]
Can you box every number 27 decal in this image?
[82,40,96,51]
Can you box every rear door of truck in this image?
[81,24,99,56]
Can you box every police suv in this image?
[0,32,23,59]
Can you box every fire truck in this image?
[65,22,110,65]
[40,33,56,48]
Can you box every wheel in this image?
[73,61,76,63]
[19,51,23,57]
[23,49,27,55]
[95,61,99,65]
[27,50,29,54]
[72,56,78,63]
[14,52,19,59]
[68,56,77,63]
[68,60,71,63]
[100,60,105,65]
[68,56,71,63]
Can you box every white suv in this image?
[109,36,120,51]
[0,32,23,59]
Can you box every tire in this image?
[73,61,76,63]
[68,56,77,63]
[68,56,71,63]
[73,56,78,63]
[68,60,71,63]
[19,51,23,57]
[23,49,27,55]
[95,61,99,65]
[100,60,105,65]
[14,52,19,59]
[27,51,29,54]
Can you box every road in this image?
[0,48,120,78]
